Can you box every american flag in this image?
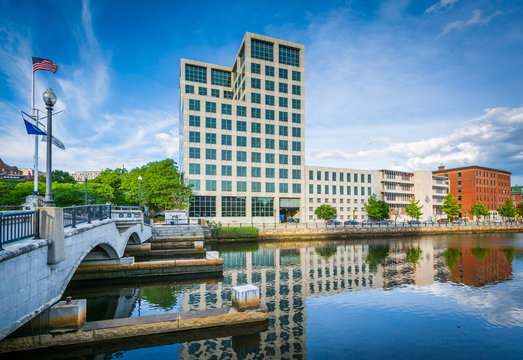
[32,57,58,73]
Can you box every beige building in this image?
[413,171,449,221]
[70,171,101,183]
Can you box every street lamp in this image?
[84,176,88,206]
[138,175,142,210]
[42,88,57,207]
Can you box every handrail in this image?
[63,205,112,228]
[0,210,39,249]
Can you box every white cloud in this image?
[438,9,503,37]
[425,0,459,14]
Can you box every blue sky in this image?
[1,0,522,184]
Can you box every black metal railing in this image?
[0,210,39,249]
[112,206,140,210]
[63,205,112,228]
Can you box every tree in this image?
[406,247,422,269]
[497,198,516,219]
[516,202,523,217]
[363,194,390,220]
[51,170,76,184]
[405,197,423,220]
[442,248,462,270]
[365,245,389,272]
[314,204,337,221]
[469,201,490,221]
[441,193,460,220]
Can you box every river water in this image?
[56,233,523,359]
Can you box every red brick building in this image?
[0,158,23,179]
[433,165,511,216]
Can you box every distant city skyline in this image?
[0,0,522,183]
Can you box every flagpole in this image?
[31,57,39,196]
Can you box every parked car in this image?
[438,219,449,223]
[493,219,504,224]
[344,220,359,225]
[376,219,389,225]
[452,219,465,224]
[408,219,421,225]
[424,220,435,224]
[327,219,341,225]
[361,220,373,225]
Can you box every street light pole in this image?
[138,175,142,210]
[84,176,88,205]
[42,88,57,207]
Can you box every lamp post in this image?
[42,88,57,207]
[84,175,88,206]
[138,175,142,210]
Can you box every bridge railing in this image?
[63,205,112,228]
[0,211,39,249]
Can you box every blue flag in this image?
[24,119,47,136]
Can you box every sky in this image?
[1,0,522,184]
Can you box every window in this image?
[222,165,232,176]
[279,83,288,93]
[206,180,216,191]
[458,187,462,193]
[265,80,274,91]
[237,166,247,177]
[205,117,216,128]
[279,111,288,122]
[279,183,288,193]
[189,147,200,158]
[292,113,301,123]
[340,173,344,181]
[237,121,247,132]
[354,174,358,182]
[185,64,207,83]
[265,124,275,135]
[189,179,200,190]
[292,85,301,95]
[251,78,261,89]
[317,171,321,180]
[205,133,216,144]
[458,180,462,185]
[221,149,232,161]
[237,106,247,117]
[205,101,216,113]
[222,180,232,191]
[221,104,232,115]
[252,197,273,216]
[251,107,261,118]
[361,174,365,183]
[237,181,247,192]
[185,84,194,94]
[325,185,329,194]
[206,164,216,175]
[266,182,275,193]
[368,187,372,196]
[347,173,351,182]
[237,151,247,162]
[211,89,219,98]
[205,148,216,159]
[292,155,301,165]
[279,68,288,79]
[252,182,262,192]
[251,122,261,133]
[340,186,344,195]
[361,186,365,195]
[265,95,275,106]
[265,109,275,120]
[279,169,288,179]
[292,141,301,151]
[309,170,313,180]
[279,154,288,164]
[189,164,200,175]
[265,65,274,76]
[189,115,200,127]
[333,172,337,181]
[251,62,261,74]
[292,99,301,109]
[266,168,275,178]
[354,186,358,195]
[211,69,231,86]
[367,174,371,183]
[265,153,275,164]
[279,125,288,136]
[292,169,301,179]
[252,167,262,177]
[251,137,261,148]
[189,99,200,111]
[223,90,233,99]
[237,136,247,147]
[279,45,300,66]
[198,87,207,96]
[221,119,232,130]
[251,152,261,162]
[251,39,273,61]
[251,93,261,104]
[317,184,322,194]
[458,172,462,177]
[279,97,288,107]
[189,196,216,217]
[265,138,275,149]
[309,184,314,194]
[292,127,301,137]
[189,131,200,143]
[347,186,351,195]
[292,70,301,81]
[292,184,301,194]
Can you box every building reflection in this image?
[178,239,514,359]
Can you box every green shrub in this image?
[216,226,259,239]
